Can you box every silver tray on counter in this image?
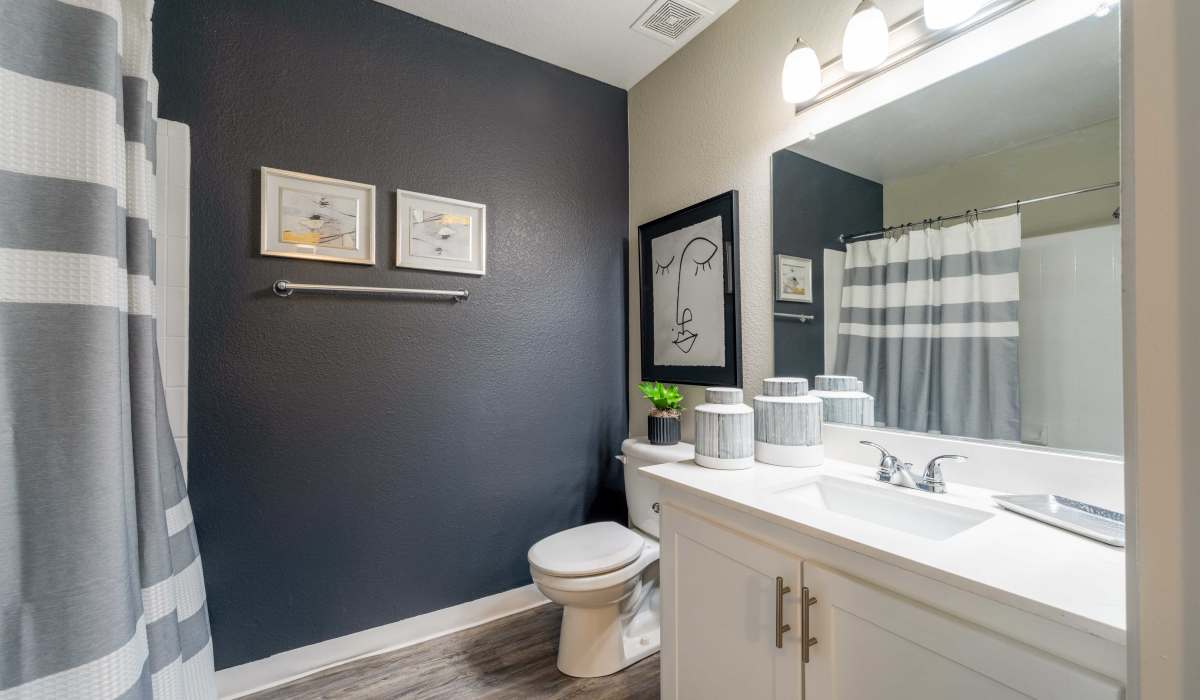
[993,494,1125,547]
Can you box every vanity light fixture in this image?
[923,0,982,29]
[842,0,889,72]
[782,37,822,103]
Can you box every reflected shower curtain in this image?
[834,213,1022,441]
[0,1,216,697]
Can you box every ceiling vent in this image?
[632,0,712,45]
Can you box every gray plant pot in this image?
[648,414,681,446]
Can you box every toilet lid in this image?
[528,522,644,577]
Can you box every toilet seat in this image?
[528,522,645,577]
[530,539,659,594]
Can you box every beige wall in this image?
[1123,1,1199,697]
[883,119,1119,238]
[627,0,923,437]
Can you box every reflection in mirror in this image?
[772,10,1121,456]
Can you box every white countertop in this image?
[642,457,1126,644]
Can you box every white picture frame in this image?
[395,190,486,276]
[260,167,375,265]
[776,254,813,303]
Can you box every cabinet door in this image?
[802,563,1123,700]
[661,506,804,700]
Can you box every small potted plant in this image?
[638,381,684,446]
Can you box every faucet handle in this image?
[920,455,967,493]
[860,441,899,480]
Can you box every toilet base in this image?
[556,584,660,678]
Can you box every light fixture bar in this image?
[796,0,1035,115]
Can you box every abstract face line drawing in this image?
[640,192,739,385]
[661,237,719,354]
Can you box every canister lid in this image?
[704,387,744,404]
[763,377,809,396]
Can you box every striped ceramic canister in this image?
[754,377,823,467]
[693,387,755,470]
[811,374,875,426]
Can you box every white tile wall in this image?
[1018,224,1123,455]
[155,120,191,480]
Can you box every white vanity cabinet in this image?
[803,563,1122,700]
[660,502,1123,700]
[660,505,804,699]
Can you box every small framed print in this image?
[396,190,486,276]
[776,254,813,303]
[260,167,375,265]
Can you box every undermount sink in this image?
[771,476,994,540]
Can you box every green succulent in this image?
[638,381,683,414]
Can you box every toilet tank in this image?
[620,438,694,538]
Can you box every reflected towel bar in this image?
[272,280,468,301]
[776,312,815,322]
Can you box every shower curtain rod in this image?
[837,181,1120,244]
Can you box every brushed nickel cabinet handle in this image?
[775,577,792,649]
[801,586,819,663]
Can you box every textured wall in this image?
[154,0,629,669]
[627,0,906,438]
[771,150,881,380]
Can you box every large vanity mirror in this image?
[772,9,1121,456]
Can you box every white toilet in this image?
[527,438,693,677]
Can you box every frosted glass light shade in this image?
[782,39,821,103]
[842,1,889,73]
[924,0,982,29]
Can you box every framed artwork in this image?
[776,254,813,302]
[260,167,375,265]
[639,191,742,387]
[395,190,486,275]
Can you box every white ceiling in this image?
[373,0,740,89]
[789,11,1119,183]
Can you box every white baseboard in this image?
[216,584,550,699]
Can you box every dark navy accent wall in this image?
[154,0,629,669]
[772,150,882,379]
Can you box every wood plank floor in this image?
[248,604,660,699]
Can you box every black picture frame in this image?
[638,190,742,388]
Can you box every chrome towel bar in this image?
[775,312,815,322]
[272,280,469,301]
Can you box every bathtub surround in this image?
[0,1,215,696]
[153,0,628,670]
[156,120,192,478]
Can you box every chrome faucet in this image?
[918,454,968,494]
[860,441,967,494]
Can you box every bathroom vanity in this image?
[642,458,1125,700]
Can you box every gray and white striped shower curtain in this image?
[834,213,1022,441]
[1,1,216,697]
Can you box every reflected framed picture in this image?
[638,190,741,387]
[776,254,813,303]
[260,167,375,265]
[395,190,486,275]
